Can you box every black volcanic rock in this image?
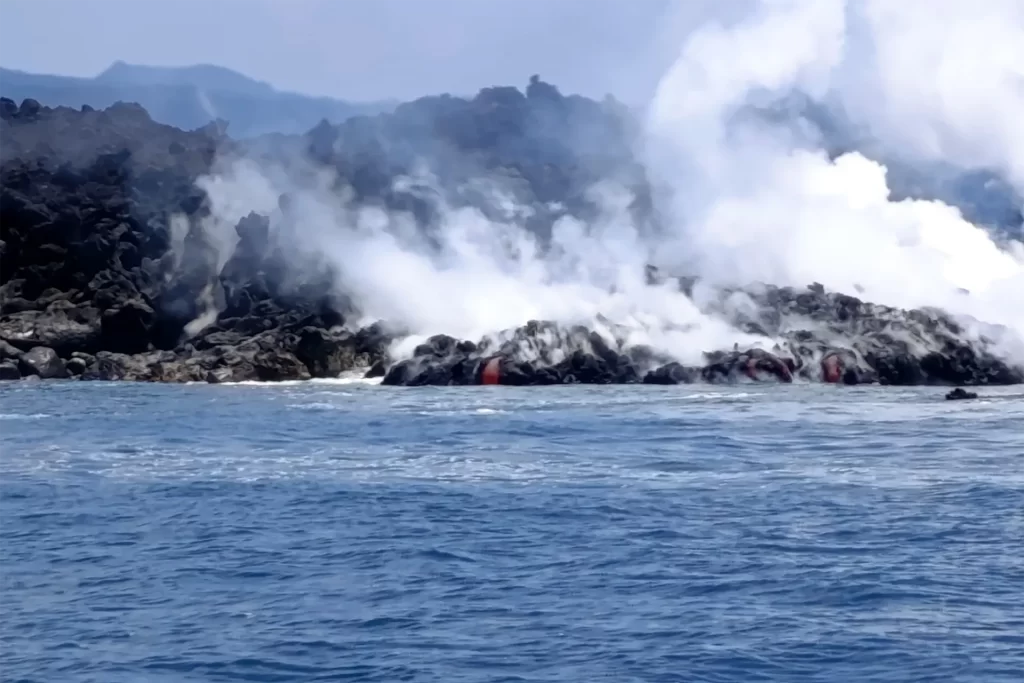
[0,98,380,381]
[0,306,102,356]
[1,94,1021,389]
[299,75,646,240]
[0,360,22,380]
[380,299,1023,389]
[294,326,362,378]
[643,362,700,385]
[101,300,155,354]
[945,388,978,401]
[676,280,1023,387]
[18,346,67,379]
[383,321,783,387]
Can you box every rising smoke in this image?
[646,0,1024,355]
[189,0,1024,364]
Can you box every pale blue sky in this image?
[0,0,711,103]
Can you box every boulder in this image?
[148,359,209,383]
[81,352,151,381]
[945,388,978,401]
[100,300,155,354]
[643,362,700,385]
[702,348,793,384]
[0,361,21,380]
[18,346,67,379]
[294,326,357,378]
[65,357,88,376]
[364,359,387,378]
[0,307,102,356]
[0,339,23,362]
[0,97,17,120]
[252,350,311,382]
[18,98,42,118]
[205,367,236,384]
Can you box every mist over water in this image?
[191,0,1024,365]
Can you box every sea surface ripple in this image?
[2,381,1023,682]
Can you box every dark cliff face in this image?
[0,80,1021,387]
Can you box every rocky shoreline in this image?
[376,278,1024,387]
[4,283,1021,388]
[2,95,1022,388]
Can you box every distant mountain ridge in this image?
[93,61,276,95]
[0,62,395,137]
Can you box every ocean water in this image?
[1,379,1022,683]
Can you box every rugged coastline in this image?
[2,92,1022,388]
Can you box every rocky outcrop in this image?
[698,281,1023,387]
[18,346,67,379]
[0,97,394,383]
[380,291,1023,388]
[1,94,1021,388]
[945,388,978,401]
[1,86,639,384]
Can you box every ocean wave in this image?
[212,373,384,388]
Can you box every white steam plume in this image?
[198,157,762,364]
[646,0,1024,357]
[833,0,1024,188]
[191,0,1024,364]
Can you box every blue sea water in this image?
[1,379,1022,683]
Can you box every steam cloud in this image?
[190,0,1024,365]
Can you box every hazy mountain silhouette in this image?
[0,62,395,137]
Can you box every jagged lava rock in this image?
[945,388,979,400]
[18,346,67,379]
[2,97,1022,388]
